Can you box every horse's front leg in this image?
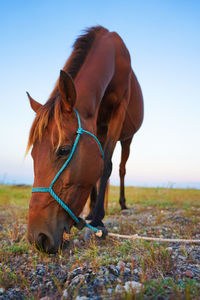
[85,186,97,220]
[90,102,128,228]
[90,154,113,227]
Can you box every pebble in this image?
[98,266,109,276]
[107,288,113,294]
[68,274,86,289]
[46,281,53,288]
[166,247,173,252]
[117,261,126,270]
[37,268,46,276]
[1,206,200,300]
[115,284,123,293]
[68,267,84,280]
[63,289,69,299]
[94,277,105,287]
[178,255,186,261]
[123,267,131,277]
[124,281,143,292]
[73,239,81,247]
[185,270,194,278]
[108,265,120,276]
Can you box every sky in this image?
[0,0,200,188]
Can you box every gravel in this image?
[0,207,200,299]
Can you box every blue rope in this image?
[32,109,103,234]
[75,110,104,158]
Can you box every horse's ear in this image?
[26,92,42,113]
[58,70,76,112]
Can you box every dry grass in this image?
[0,184,200,299]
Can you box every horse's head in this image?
[27,71,103,253]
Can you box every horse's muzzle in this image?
[34,232,57,253]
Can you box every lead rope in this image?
[32,109,105,238]
[107,233,200,244]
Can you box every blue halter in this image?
[32,109,104,234]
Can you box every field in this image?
[0,184,200,299]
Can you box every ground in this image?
[0,185,200,299]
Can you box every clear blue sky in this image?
[0,0,200,188]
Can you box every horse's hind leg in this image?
[119,137,133,210]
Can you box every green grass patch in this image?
[0,184,31,208]
[108,186,200,209]
[1,243,29,255]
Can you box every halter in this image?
[32,109,104,235]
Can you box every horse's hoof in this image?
[84,226,108,241]
[96,226,108,239]
[121,205,128,210]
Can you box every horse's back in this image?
[96,29,143,143]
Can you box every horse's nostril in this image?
[36,233,54,253]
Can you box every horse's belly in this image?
[119,72,144,141]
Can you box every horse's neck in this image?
[74,33,115,126]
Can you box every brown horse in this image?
[27,26,143,253]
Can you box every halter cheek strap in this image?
[32,109,104,235]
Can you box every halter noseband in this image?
[32,109,104,235]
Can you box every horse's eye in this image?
[57,145,71,157]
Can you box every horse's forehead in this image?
[48,114,76,144]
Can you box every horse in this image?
[27,26,143,253]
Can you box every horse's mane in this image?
[26,26,106,153]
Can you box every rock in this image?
[20,264,26,270]
[75,296,89,300]
[0,288,5,295]
[107,288,113,295]
[73,239,81,247]
[68,267,84,280]
[115,284,123,293]
[166,247,173,252]
[98,266,109,276]
[117,261,125,270]
[40,297,52,300]
[178,255,186,261]
[121,208,136,215]
[108,265,120,276]
[37,267,46,276]
[108,273,118,283]
[185,270,194,278]
[124,281,143,293]
[123,267,131,277]
[63,289,69,299]
[46,281,53,288]
[68,274,86,289]
[93,278,105,289]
